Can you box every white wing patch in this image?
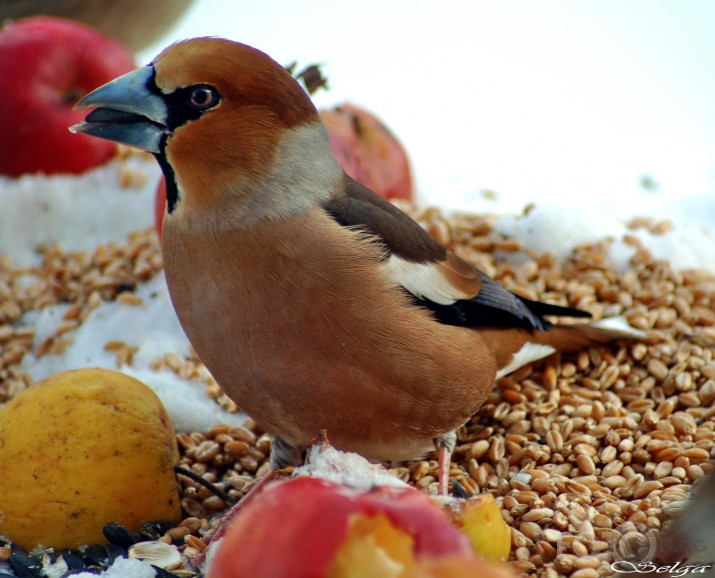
[496,342,556,379]
[381,254,472,305]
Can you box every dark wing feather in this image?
[325,177,447,262]
[418,272,590,331]
[325,176,590,331]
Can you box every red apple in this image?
[207,476,475,578]
[0,16,135,177]
[319,103,414,201]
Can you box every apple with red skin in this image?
[206,476,513,578]
[0,16,135,177]
[154,103,414,237]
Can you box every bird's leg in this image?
[188,435,305,568]
[270,434,307,470]
[434,431,457,496]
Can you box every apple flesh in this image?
[444,492,512,562]
[0,16,135,177]
[207,476,476,578]
[319,103,414,201]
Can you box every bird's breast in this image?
[161,207,495,460]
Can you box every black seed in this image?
[174,465,236,506]
[59,549,86,570]
[105,543,127,564]
[81,544,108,567]
[9,548,43,578]
[452,480,472,499]
[136,520,174,541]
[103,522,136,549]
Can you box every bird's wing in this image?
[324,177,590,331]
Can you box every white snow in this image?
[295,444,410,490]
[0,155,159,267]
[493,200,715,273]
[66,557,157,578]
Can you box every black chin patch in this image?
[156,152,179,215]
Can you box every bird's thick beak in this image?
[70,66,168,154]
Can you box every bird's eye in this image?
[188,85,220,110]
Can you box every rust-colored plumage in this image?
[162,207,495,462]
[73,37,642,495]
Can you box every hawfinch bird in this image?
[73,38,638,494]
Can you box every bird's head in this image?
[72,38,342,227]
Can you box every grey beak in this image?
[70,66,169,154]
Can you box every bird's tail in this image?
[533,316,646,352]
[479,316,645,379]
